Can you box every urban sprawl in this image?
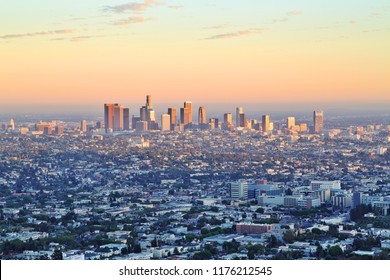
[1,95,390,260]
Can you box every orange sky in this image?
[1,0,389,105]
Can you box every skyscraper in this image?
[146,95,153,110]
[104,104,115,132]
[198,106,207,125]
[180,107,190,126]
[224,113,233,125]
[262,115,270,132]
[113,104,124,131]
[149,110,156,122]
[313,110,324,133]
[287,117,295,129]
[123,108,130,130]
[167,108,177,131]
[104,103,128,132]
[140,106,147,122]
[9,119,15,130]
[239,113,247,128]
[236,107,244,127]
[184,101,192,125]
[81,120,87,132]
[161,114,171,131]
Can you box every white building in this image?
[230,180,248,199]
[311,180,341,191]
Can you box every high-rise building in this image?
[180,107,190,126]
[9,119,15,130]
[104,103,128,132]
[161,114,171,131]
[313,110,324,133]
[198,106,207,125]
[81,120,87,132]
[113,104,124,131]
[136,121,148,133]
[224,113,233,124]
[123,108,130,130]
[140,106,147,122]
[236,107,244,127]
[167,108,177,131]
[104,104,115,132]
[287,117,295,129]
[96,121,103,129]
[209,118,219,129]
[146,95,153,110]
[184,101,192,125]
[262,115,270,132]
[132,116,140,130]
[239,113,246,128]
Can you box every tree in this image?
[222,240,240,253]
[256,207,264,214]
[328,245,343,257]
[52,249,63,260]
[133,244,142,253]
[267,235,279,248]
[192,250,212,260]
[312,228,322,235]
[283,230,295,244]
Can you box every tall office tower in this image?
[180,107,190,126]
[161,114,171,131]
[230,180,249,199]
[239,113,246,127]
[262,115,270,132]
[81,120,87,132]
[313,110,324,133]
[251,119,258,128]
[236,107,244,127]
[9,119,15,130]
[209,118,215,129]
[123,108,130,130]
[104,104,115,132]
[167,108,177,131]
[224,113,233,124]
[96,121,103,129]
[198,106,207,125]
[184,101,192,124]
[132,116,140,129]
[149,110,156,122]
[287,117,295,129]
[136,121,148,133]
[209,118,219,129]
[140,106,148,122]
[146,95,153,110]
[113,104,124,131]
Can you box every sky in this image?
[0,0,389,110]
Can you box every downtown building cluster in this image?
[100,95,324,135]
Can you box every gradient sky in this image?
[0,0,389,106]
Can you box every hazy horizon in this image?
[1,101,389,124]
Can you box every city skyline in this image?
[1,0,389,106]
